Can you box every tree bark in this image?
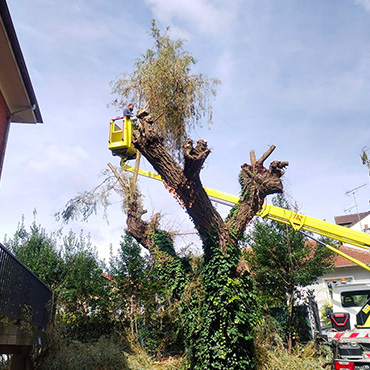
[287,291,294,355]
[129,112,288,254]
[225,146,289,242]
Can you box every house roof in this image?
[334,211,370,228]
[245,240,370,271]
[0,0,42,123]
[334,244,370,268]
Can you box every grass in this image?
[125,339,188,370]
[29,324,329,369]
[125,328,328,370]
[255,319,330,370]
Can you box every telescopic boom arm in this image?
[122,164,370,272]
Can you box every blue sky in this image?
[1,0,370,259]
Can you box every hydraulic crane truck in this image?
[323,281,370,370]
[108,117,370,370]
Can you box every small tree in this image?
[57,231,113,341]
[5,214,64,289]
[109,232,187,356]
[246,195,335,353]
[109,232,148,337]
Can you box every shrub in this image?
[32,328,129,370]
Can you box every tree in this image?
[5,216,118,341]
[109,232,149,337]
[59,22,289,369]
[116,112,287,369]
[110,20,219,157]
[246,195,335,353]
[56,231,113,341]
[361,146,370,175]
[5,214,64,289]
[109,232,186,356]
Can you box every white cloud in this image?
[144,0,240,35]
[354,0,370,11]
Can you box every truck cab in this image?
[332,282,370,330]
[324,282,370,369]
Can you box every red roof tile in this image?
[334,245,370,268]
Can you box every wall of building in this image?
[351,215,370,233]
[0,90,10,181]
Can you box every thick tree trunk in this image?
[130,111,288,253]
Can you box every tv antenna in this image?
[345,184,367,231]
[344,205,357,213]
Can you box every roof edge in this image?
[0,0,42,123]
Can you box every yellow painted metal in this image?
[122,164,162,181]
[259,204,370,250]
[357,303,370,328]
[122,164,370,270]
[357,317,370,328]
[108,118,136,160]
[323,243,370,273]
[122,164,240,205]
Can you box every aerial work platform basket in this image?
[108,117,136,161]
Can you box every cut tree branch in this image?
[108,162,152,250]
[183,139,210,179]
[250,150,256,167]
[258,145,276,167]
[224,146,289,241]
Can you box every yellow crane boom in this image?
[122,164,370,272]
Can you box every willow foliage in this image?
[55,165,143,223]
[110,20,220,157]
[361,146,370,171]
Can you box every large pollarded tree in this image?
[112,23,289,369]
[60,22,289,369]
[120,108,288,369]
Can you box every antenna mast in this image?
[345,184,367,231]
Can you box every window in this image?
[341,290,370,307]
